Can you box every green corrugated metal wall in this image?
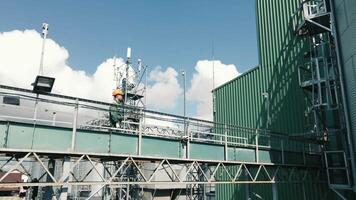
[214,0,337,199]
[334,0,356,169]
[214,0,309,134]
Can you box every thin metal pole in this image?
[182,70,188,159]
[138,109,142,156]
[39,23,49,76]
[144,65,147,109]
[224,124,228,161]
[212,40,215,90]
[126,184,129,200]
[33,94,39,122]
[186,120,190,159]
[71,99,79,151]
[182,70,186,120]
[255,129,259,163]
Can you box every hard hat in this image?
[112,89,124,96]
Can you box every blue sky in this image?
[0,0,258,118]
[0,1,257,73]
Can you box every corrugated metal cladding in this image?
[214,0,337,199]
[214,0,309,134]
[334,0,356,166]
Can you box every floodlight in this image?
[32,75,55,94]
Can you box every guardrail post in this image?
[71,99,79,151]
[138,109,143,156]
[224,124,228,161]
[255,129,259,163]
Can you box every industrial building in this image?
[0,0,355,200]
[213,0,356,199]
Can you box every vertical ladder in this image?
[324,151,351,189]
[293,0,355,195]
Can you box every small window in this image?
[3,96,20,106]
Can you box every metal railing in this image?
[302,0,328,19]
[0,85,322,157]
[292,0,329,35]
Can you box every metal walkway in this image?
[0,85,325,197]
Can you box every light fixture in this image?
[32,75,55,94]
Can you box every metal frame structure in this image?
[293,0,356,198]
[0,84,326,199]
[0,150,323,199]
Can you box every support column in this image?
[60,157,71,200]
[71,99,79,151]
[126,184,130,200]
[272,183,278,200]
[43,158,55,200]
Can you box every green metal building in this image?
[213,0,356,199]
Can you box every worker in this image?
[110,89,125,127]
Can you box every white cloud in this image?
[0,29,183,110]
[146,66,182,110]
[0,29,122,102]
[0,29,185,129]
[187,60,240,120]
[0,29,238,121]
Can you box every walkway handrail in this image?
[0,84,323,154]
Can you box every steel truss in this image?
[0,150,323,187]
[0,85,328,199]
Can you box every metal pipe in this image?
[330,0,356,191]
